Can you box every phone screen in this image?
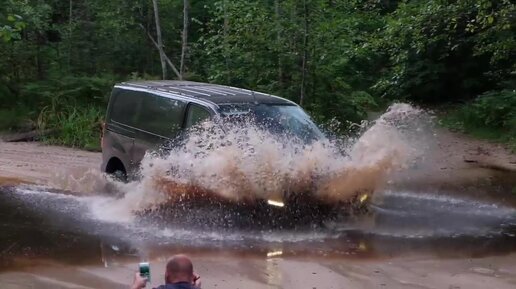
[139,262,151,282]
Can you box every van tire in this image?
[105,158,128,182]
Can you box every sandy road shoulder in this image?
[0,140,101,185]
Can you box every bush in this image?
[21,75,114,109]
[460,89,516,131]
[443,89,516,150]
[0,106,34,132]
[38,106,104,151]
[11,75,114,150]
[307,89,377,135]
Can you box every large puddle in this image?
[1,184,515,272]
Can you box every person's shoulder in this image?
[174,284,197,289]
[153,284,196,289]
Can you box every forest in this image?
[0,0,514,150]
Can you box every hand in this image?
[131,272,148,289]
[193,273,201,288]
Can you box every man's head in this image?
[165,254,194,284]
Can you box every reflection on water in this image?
[0,184,515,272]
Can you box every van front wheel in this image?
[105,158,128,183]
[111,169,127,183]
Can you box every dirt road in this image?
[1,129,515,187]
[1,253,515,289]
[0,140,100,185]
[0,134,515,289]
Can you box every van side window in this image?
[110,91,141,126]
[138,94,186,137]
[185,104,211,128]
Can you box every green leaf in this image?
[7,15,15,22]
[487,16,494,24]
[2,33,11,42]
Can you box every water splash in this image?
[90,103,430,221]
[48,168,114,195]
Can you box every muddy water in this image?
[1,183,515,273]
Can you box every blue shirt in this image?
[154,282,198,289]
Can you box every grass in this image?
[38,106,104,151]
[1,105,104,151]
[440,106,516,153]
[1,75,114,150]
[439,89,516,153]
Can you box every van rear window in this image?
[110,91,141,126]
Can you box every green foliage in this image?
[21,75,114,108]
[375,0,515,102]
[0,0,514,149]
[0,13,26,42]
[198,1,276,88]
[22,76,114,150]
[198,0,383,126]
[460,89,516,130]
[442,89,516,150]
[308,90,377,134]
[0,107,32,131]
[39,106,103,151]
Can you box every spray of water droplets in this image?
[86,103,431,221]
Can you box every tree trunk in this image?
[36,43,43,80]
[68,0,73,70]
[152,0,167,80]
[299,0,308,106]
[223,0,230,83]
[180,0,189,80]
[275,0,282,89]
[139,24,181,78]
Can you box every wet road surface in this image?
[2,126,516,288]
[1,185,515,273]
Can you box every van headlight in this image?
[267,199,285,207]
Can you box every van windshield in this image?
[219,104,324,142]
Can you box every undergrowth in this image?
[38,106,104,151]
[0,75,111,150]
[0,107,33,132]
[441,89,516,152]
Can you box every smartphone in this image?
[139,262,151,283]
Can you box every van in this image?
[101,81,324,181]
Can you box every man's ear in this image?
[165,271,170,283]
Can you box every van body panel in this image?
[132,131,170,169]
[102,80,320,177]
[114,84,220,111]
[100,128,134,175]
